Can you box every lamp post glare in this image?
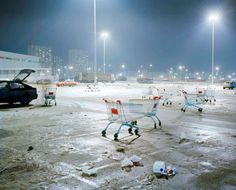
[208,12,221,23]
[207,11,221,85]
[101,31,109,74]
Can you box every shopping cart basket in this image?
[44,88,57,106]
[156,88,173,106]
[102,96,162,141]
[181,90,203,112]
[196,88,216,103]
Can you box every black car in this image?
[0,69,38,106]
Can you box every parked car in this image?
[0,69,38,106]
[56,80,79,87]
[223,81,236,89]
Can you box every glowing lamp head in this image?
[208,12,221,23]
[101,31,109,39]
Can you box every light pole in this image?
[149,63,153,80]
[208,11,221,85]
[121,64,125,76]
[101,31,109,74]
[215,66,220,80]
[94,0,97,83]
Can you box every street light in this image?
[101,31,109,74]
[149,64,153,79]
[94,0,97,83]
[207,11,221,85]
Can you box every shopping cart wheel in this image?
[101,130,106,137]
[198,108,203,112]
[170,102,172,105]
[214,99,216,102]
[128,128,133,134]
[159,121,162,127]
[114,133,118,141]
[134,129,139,135]
[162,103,165,106]
[154,123,157,128]
[181,108,183,112]
[131,120,137,126]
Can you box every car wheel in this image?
[20,94,31,106]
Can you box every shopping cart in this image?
[196,88,216,103]
[203,88,216,103]
[44,88,57,106]
[181,90,203,112]
[156,88,173,106]
[102,96,162,141]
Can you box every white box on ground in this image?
[153,161,165,174]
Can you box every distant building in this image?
[68,49,89,74]
[0,50,51,80]
[52,56,63,76]
[28,45,53,68]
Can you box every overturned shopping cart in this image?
[181,90,203,112]
[102,96,162,141]
[44,88,57,106]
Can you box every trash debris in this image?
[130,155,142,166]
[166,165,177,175]
[121,156,143,172]
[199,161,213,167]
[179,138,190,144]
[153,161,165,176]
[153,161,177,178]
[121,158,133,168]
[81,166,97,177]
[116,147,125,153]
[27,146,34,152]
[121,186,130,190]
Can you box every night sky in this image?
[0,0,235,73]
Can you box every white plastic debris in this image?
[121,158,133,168]
[130,155,142,163]
[81,167,97,177]
[153,161,165,174]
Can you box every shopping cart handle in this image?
[153,96,162,100]
[102,98,108,103]
[116,100,121,104]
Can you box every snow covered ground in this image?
[0,82,235,189]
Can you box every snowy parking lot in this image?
[0,82,236,190]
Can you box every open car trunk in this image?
[13,69,36,82]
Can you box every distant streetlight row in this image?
[93,1,222,84]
